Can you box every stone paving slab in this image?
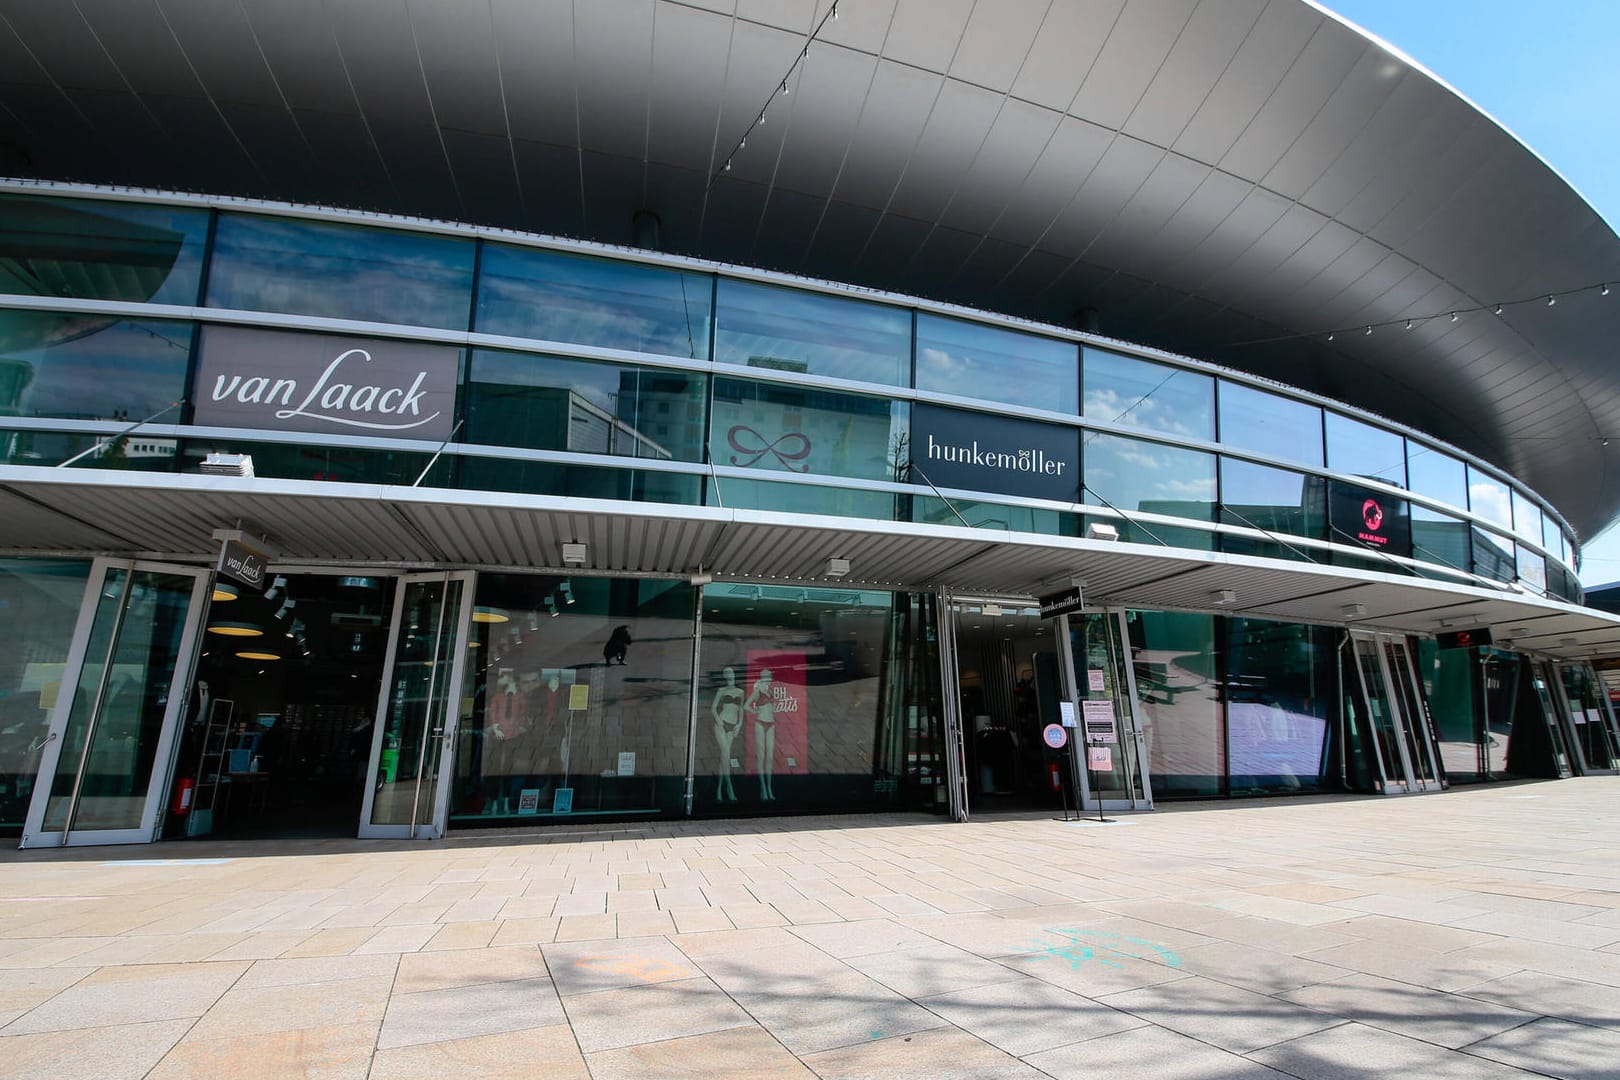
[0,779,1618,1076]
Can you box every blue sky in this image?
[1320,0,1620,586]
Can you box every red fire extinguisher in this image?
[1049,762,1062,793]
[171,777,195,815]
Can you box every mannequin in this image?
[743,668,777,800]
[711,667,743,801]
[485,669,524,813]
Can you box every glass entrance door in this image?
[359,572,474,839]
[22,560,210,847]
[1070,610,1152,811]
[1556,664,1619,773]
[1348,632,1444,794]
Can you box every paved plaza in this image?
[1,779,1618,1078]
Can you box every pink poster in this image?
[743,651,809,776]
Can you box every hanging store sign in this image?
[1437,627,1494,650]
[910,403,1080,503]
[1038,586,1084,619]
[216,535,270,591]
[193,325,459,440]
[1327,481,1411,557]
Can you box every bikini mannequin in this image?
[743,668,776,800]
[711,667,743,800]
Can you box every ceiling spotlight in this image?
[262,575,287,602]
[1547,295,1557,306]
[545,596,558,618]
[274,597,295,621]
[1494,304,1504,315]
[1449,312,1458,322]
[1327,332,1334,341]
[559,581,575,605]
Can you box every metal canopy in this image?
[5,465,1618,662]
[1,1,1618,535]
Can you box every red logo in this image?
[1362,498,1384,533]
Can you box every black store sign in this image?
[1328,481,1411,557]
[910,403,1081,503]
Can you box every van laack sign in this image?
[193,326,459,441]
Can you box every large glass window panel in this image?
[1083,348,1214,440]
[0,559,92,830]
[207,214,475,330]
[915,314,1077,413]
[1217,382,1322,468]
[1516,544,1547,594]
[0,312,191,422]
[1473,527,1516,583]
[450,575,695,823]
[180,439,435,487]
[1224,619,1334,795]
[1,429,178,472]
[914,497,1075,536]
[1219,458,1325,540]
[695,585,943,813]
[0,195,209,306]
[1559,664,1616,771]
[1412,506,1473,578]
[1467,465,1514,530]
[1086,433,1215,526]
[1418,640,1484,780]
[467,349,706,461]
[1511,490,1543,543]
[714,279,909,385]
[1406,443,1469,508]
[710,377,905,482]
[1126,610,1221,797]
[712,476,897,521]
[459,459,702,506]
[1325,411,1406,486]
[475,244,711,359]
[1542,514,1563,560]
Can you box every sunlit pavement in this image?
[1,779,1618,1078]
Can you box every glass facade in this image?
[0,312,192,423]
[1084,349,1214,440]
[1128,611,1221,797]
[916,314,1077,413]
[0,194,209,306]
[714,279,910,385]
[1219,459,1325,558]
[1085,434,1215,548]
[1217,382,1323,468]
[1326,411,1405,487]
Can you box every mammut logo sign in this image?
[1359,498,1387,546]
[194,325,458,441]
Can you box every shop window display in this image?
[450,575,695,823]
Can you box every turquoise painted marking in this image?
[1024,928,1182,971]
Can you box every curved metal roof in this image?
[1,0,1618,536]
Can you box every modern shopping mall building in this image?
[2,0,1619,847]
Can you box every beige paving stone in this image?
[3,960,249,1035]
[236,952,401,989]
[185,975,394,1039]
[0,1017,193,1080]
[422,920,500,951]
[671,906,734,934]
[1098,974,1342,1054]
[1280,972,1538,1049]
[280,927,379,957]
[377,976,565,1049]
[1249,1020,1545,1079]
[805,1025,1045,1078]
[0,966,93,1013]
[394,944,549,994]
[609,910,676,938]
[554,914,618,942]
[586,1023,812,1078]
[544,936,699,996]
[1466,1016,1620,1079]
[203,930,315,961]
[369,1023,589,1079]
[917,977,1147,1056]
[147,1021,377,1080]
[353,923,439,954]
[1458,969,1620,1029]
[560,975,752,1053]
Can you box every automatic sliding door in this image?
[1384,639,1444,791]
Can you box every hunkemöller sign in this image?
[910,402,1081,502]
[193,325,460,441]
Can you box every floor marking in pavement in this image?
[574,954,692,982]
[1022,928,1182,971]
[0,895,105,902]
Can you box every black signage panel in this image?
[910,403,1081,503]
[1038,586,1085,620]
[1437,627,1494,650]
[218,537,270,592]
[1328,481,1411,557]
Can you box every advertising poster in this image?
[743,651,809,776]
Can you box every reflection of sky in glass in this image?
[0,312,190,419]
[1085,434,1214,518]
[477,244,710,359]
[207,214,474,330]
[1516,544,1547,592]
[1218,382,1322,468]
[1083,349,1213,439]
[1325,411,1405,486]
[715,280,909,386]
[1472,526,1515,581]
[916,315,1077,413]
[1511,489,1542,542]
[1467,466,1514,529]
[1405,443,1468,508]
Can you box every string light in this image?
[1547,295,1557,307]
[1450,312,1459,322]
[710,0,838,185]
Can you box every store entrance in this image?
[952,601,1069,812]
[162,573,395,840]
